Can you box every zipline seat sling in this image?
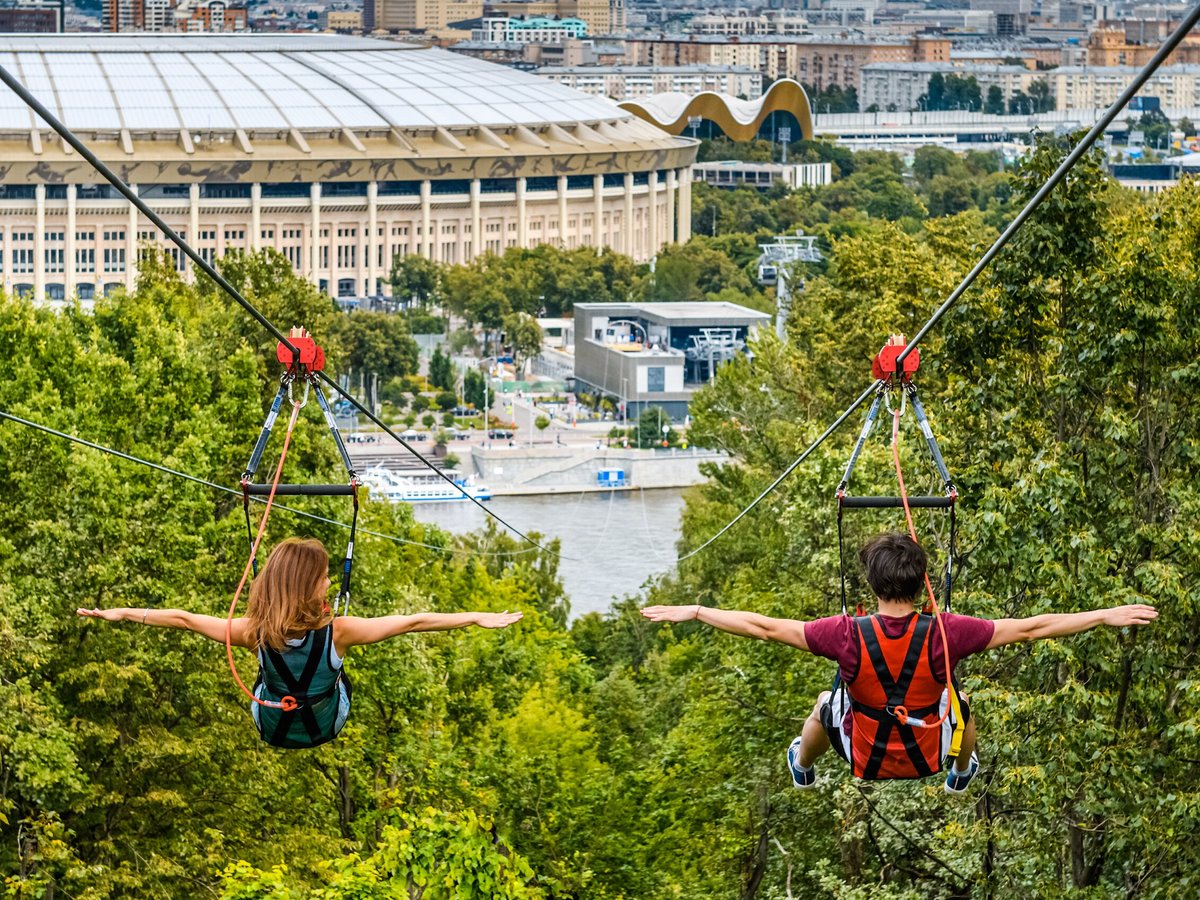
[236,327,361,748]
[831,336,967,778]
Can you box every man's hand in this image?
[1102,604,1158,628]
[640,605,699,623]
[476,611,524,629]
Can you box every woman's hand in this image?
[76,607,130,622]
[476,611,524,629]
[640,605,700,623]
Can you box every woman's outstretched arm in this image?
[76,607,254,647]
[335,610,523,650]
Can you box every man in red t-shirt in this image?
[642,532,1156,793]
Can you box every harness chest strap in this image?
[260,624,343,746]
[850,615,945,780]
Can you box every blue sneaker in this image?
[787,736,817,789]
[944,752,979,795]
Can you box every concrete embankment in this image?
[468,445,725,495]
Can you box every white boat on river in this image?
[361,466,491,503]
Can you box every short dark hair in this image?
[860,533,927,602]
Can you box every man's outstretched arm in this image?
[986,603,1157,650]
[641,604,809,650]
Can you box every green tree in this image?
[502,311,543,376]
[428,346,454,391]
[388,254,442,308]
[985,84,1006,114]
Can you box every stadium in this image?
[0,34,697,303]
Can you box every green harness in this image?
[253,623,351,749]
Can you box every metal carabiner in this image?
[287,376,311,410]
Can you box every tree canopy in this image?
[3,138,1199,899]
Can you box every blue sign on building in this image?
[597,468,626,487]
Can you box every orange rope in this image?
[225,398,302,711]
[891,405,953,729]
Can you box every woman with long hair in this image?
[77,537,522,748]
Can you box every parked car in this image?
[487,429,514,440]
[453,406,480,417]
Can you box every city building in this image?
[572,302,770,420]
[620,78,813,141]
[364,0,481,37]
[621,33,952,92]
[693,160,832,190]
[321,9,363,31]
[0,34,696,304]
[536,64,762,100]
[485,0,623,37]
[687,13,810,36]
[860,62,1041,111]
[1049,64,1200,111]
[103,0,245,31]
[0,0,63,31]
[474,14,588,42]
[1083,25,1200,67]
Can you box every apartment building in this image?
[537,64,763,100]
[1051,64,1200,110]
[623,33,951,91]
[860,62,1041,111]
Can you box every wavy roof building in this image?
[0,34,697,303]
[618,78,813,142]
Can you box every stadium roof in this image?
[0,33,630,133]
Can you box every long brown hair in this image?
[246,538,331,651]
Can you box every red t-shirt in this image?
[804,613,995,684]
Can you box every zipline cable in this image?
[0,409,542,557]
[896,0,1200,367]
[675,379,882,563]
[0,63,565,560]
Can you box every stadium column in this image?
[557,175,568,247]
[666,169,676,246]
[250,183,262,253]
[309,183,321,286]
[66,185,76,299]
[516,177,528,247]
[592,174,603,248]
[420,180,432,259]
[648,170,658,257]
[189,184,200,283]
[126,185,137,291]
[367,180,378,295]
[34,184,45,302]
[678,168,692,243]
[470,178,481,261]
[623,172,634,258]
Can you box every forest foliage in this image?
[2,138,1199,898]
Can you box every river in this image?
[411,488,689,619]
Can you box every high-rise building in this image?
[0,0,63,32]
[366,0,482,34]
[103,0,246,31]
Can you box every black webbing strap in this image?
[836,390,884,615]
[312,382,357,480]
[263,626,332,745]
[336,489,359,616]
[905,383,954,494]
[856,615,937,780]
[242,382,290,576]
[244,382,289,481]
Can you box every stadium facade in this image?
[0,34,697,303]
